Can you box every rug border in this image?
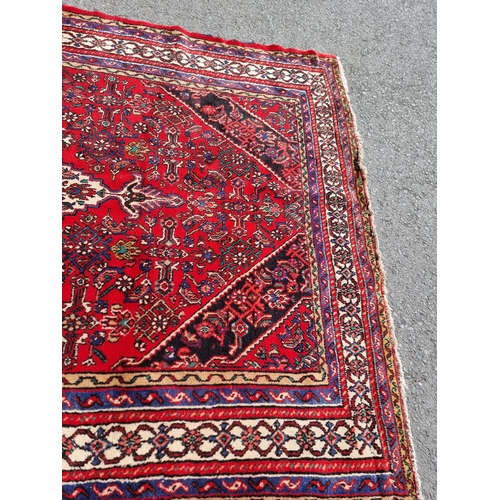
[62,3,340,60]
[62,5,423,498]
[334,59,424,500]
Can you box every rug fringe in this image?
[336,58,424,500]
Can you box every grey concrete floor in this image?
[63,1,437,498]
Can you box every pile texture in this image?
[62,5,421,499]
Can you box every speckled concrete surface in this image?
[62,1,437,497]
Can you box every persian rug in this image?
[62,5,421,499]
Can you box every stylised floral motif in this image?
[263,286,292,310]
[111,240,141,260]
[118,431,142,454]
[125,140,150,159]
[63,183,97,200]
[129,93,152,115]
[115,275,134,292]
[195,321,218,339]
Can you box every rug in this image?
[62,5,421,499]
